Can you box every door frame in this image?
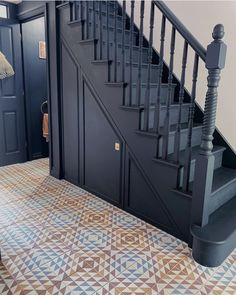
[17,4,53,171]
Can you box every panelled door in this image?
[0,19,27,166]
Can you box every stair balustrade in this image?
[66,0,227,233]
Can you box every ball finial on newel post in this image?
[212,24,225,41]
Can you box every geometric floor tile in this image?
[0,158,235,295]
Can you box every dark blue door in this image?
[0,19,27,166]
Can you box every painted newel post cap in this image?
[206,24,227,69]
[212,24,225,40]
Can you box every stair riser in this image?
[179,151,224,187]
[158,127,202,156]
[87,26,138,46]
[105,43,149,64]
[124,85,176,106]
[211,182,236,214]
[112,64,160,84]
[88,12,123,30]
[78,1,116,17]
[140,105,190,129]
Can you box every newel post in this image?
[191,24,227,228]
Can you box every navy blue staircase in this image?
[55,0,236,267]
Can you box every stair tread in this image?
[137,123,202,138]
[125,102,191,110]
[158,122,202,135]
[212,167,236,193]
[167,145,226,165]
[132,82,176,88]
[191,197,236,243]
[144,102,191,109]
[116,61,159,68]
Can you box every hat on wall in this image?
[0,51,15,80]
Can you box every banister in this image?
[153,0,206,62]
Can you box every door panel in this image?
[83,81,122,205]
[0,26,14,97]
[0,21,26,166]
[61,43,79,184]
[3,111,19,153]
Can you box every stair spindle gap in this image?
[128,0,135,106]
[93,1,97,60]
[153,15,166,158]
[99,1,103,60]
[80,0,84,40]
[182,53,199,192]
[114,1,118,82]
[93,1,96,39]
[162,26,176,160]
[173,40,188,164]
[86,0,89,39]
[143,1,155,131]
[136,0,145,106]
[121,0,126,83]
[69,1,73,22]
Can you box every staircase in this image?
[55,0,236,267]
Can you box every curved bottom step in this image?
[191,197,236,267]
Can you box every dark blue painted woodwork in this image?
[22,16,48,160]
[60,43,79,184]
[0,19,27,166]
[83,80,122,205]
[46,1,236,267]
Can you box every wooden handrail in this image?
[153,0,206,62]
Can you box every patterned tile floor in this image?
[0,159,235,295]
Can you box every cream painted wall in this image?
[122,1,236,151]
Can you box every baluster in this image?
[106,1,110,80]
[153,16,166,160]
[182,53,199,192]
[121,0,126,82]
[162,26,176,160]
[128,0,135,106]
[114,1,118,82]
[80,0,83,21]
[192,24,227,227]
[153,15,166,137]
[73,1,77,20]
[136,0,145,105]
[93,1,96,39]
[106,1,110,59]
[143,1,155,131]
[86,0,89,39]
[173,41,188,163]
[99,1,103,59]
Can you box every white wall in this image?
[123,1,236,151]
